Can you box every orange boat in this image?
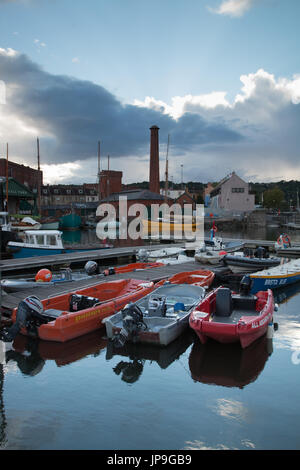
[158,270,215,288]
[103,262,164,275]
[11,279,154,343]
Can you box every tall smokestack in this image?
[149,125,160,194]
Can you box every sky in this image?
[0,0,300,185]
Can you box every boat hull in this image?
[189,288,274,349]
[223,255,281,273]
[11,279,154,342]
[250,272,300,293]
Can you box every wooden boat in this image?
[104,283,206,347]
[223,253,281,273]
[163,269,215,288]
[10,279,155,342]
[189,284,275,349]
[250,259,300,293]
[6,230,111,258]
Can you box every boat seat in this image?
[43,308,64,320]
[215,288,232,317]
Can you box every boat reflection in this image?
[9,331,107,371]
[273,281,300,305]
[106,330,194,384]
[189,335,273,389]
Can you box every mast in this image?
[164,134,170,203]
[37,137,41,215]
[97,141,101,201]
[5,143,8,212]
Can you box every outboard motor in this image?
[137,249,149,262]
[113,303,147,348]
[84,260,99,276]
[254,246,266,259]
[239,275,253,296]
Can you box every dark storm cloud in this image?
[0,50,242,165]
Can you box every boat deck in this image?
[213,309,258,324]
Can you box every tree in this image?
[263,187,285,209]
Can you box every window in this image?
[46,235,57,246]
[36,235,45,245]
[232,188,245,193]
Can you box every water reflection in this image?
[0,364,7,447]
[6,331,107,373]
[106,330,194,384]
[189,336,273,389]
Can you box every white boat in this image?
[195,250,227,265]
[156,254,195,265]
[104,283,206,347]
[11,216,42,231]
[136,246,185,262]
[7,229,111,258]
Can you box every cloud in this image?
[209,0,256,17]
[0,48,300,184]
[71,57,80,63]
[0,48,241,182]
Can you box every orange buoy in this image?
[35,268,52,282]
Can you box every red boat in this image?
[163,269,215,288]
[189,286,275,349]
[103,262,164,275]
[11,279,154,343]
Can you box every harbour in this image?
[1,225,300,450]
[1,0,300,453]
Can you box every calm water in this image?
[1,226,300,450]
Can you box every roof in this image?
[104,189,166,202]
[0,177,34,199]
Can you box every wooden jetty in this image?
[0,242,185,274]
[0,260,228,317]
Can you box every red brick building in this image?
[0,159,43,191]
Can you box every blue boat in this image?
[250,259,300,293]
[7,230,111,258]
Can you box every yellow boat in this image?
[141,218,202,236]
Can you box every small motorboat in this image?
[250,258,300,293]
[7,230,112,258]
[194,250,227,265]
[163,269,215,288]
[189,276,276,349]
[136,246,185,262]
[223,252,282,273]
[155,254,195,265]
[10,279,155,342]
[104,283,206,347]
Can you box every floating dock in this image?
[0,260,228,316]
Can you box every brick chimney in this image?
[149,125,160,194]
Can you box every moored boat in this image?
[7,230,111,258]
[104,283,206,347]
[223,249,281,273]
[163,269,215,288]
[250,258,300,293]
[10,279,155,342]
[189,277,276,349]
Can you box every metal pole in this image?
[37,137,41,216]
